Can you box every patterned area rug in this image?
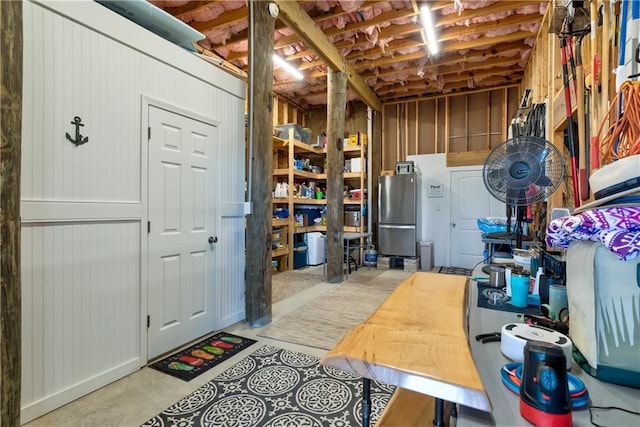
[438,266,473,276]
[141,345,394,427]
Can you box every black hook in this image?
[66,116,89,146]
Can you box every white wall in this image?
[409,154,505,268]
[409,154,448,267]
[20,0,246,422]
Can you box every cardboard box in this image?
[348,133,368,146]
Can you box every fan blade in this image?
[529,145,549,163]
[488,168,509,181]
[535,174,552,187]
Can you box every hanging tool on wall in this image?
[590,0,603,171]
[559,36,581,208]
[572,5,591,201]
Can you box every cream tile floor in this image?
[24,267,414,427]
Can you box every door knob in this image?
[208,236,218,244]
[451,223,456,228]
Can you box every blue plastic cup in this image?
[510,273,530,308]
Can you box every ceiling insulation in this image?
[148,0,549,107]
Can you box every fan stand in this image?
[505,205,526,249]
[514,205,526,249]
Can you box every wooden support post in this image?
[371,110,383,246]
[1,1,23,425]
[245,1,274,327]
[326,69,347,283]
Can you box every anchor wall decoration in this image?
[66,116,89,146]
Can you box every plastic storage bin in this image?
[305,232,325,266]
[294,242,308,269]
[275,123,304,141]
[477,217,508,233]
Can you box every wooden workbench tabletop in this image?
[321,272,492,412]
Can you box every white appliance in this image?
[306,232,325,266]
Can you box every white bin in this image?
[306,232,326,266]
[419,241,433,271]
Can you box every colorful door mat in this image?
[149,332,256,381]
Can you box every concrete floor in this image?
[24,267,413,427]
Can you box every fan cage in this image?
[483,136,564,206]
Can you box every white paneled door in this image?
[148,106,219,359]
[450,169,504,268]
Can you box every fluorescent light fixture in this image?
[420,4,439,55]
[273,55,304,80]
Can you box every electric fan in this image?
[483,136,564,248]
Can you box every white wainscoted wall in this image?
[20,0,246,422]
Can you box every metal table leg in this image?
[362,377,371,427]
[433,398,445,427]
[345,238,351,279]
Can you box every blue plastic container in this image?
[294,242,308,269]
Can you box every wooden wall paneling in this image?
[465,95,470,152]
[448,95,467,153]
[490,90,505,147]
[344,101,368,136]
[502,88,508,141]
[468,92,488,152]
[444,97,450,154]
[414,100,419,154]
[486,92,491,149]
[446,151,492,167]
[272,96,279,126]
[308,107,327,144]
[417,99,436,154]
[507,87,520,129]
[397,103,403,162]
[407,100,417,156]
[382,104,397,171]
[437,98,445,153]
[403,103,408,160]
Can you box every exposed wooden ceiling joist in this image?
[273,0,382,111]
[150,0,548,106]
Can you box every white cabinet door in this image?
[147,106,219,359]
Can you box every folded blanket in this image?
[546,207,640,261]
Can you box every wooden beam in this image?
[165,1,213,20]
[191,6,248,33]
[245,2,274,327]
[325,70,348,283]
[438,13,542,42]
[1,1,23,424]
[440,31,536,54]
[435,1,542,28]
[298,40,527,82]
[274,0,382,111]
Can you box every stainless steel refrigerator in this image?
[378,174,417,257]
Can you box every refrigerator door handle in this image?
[379,224,415,229]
